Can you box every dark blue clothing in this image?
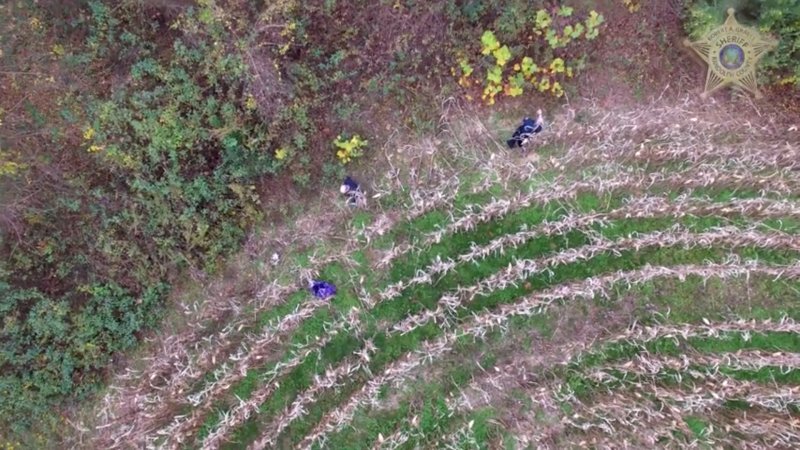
[311,280,337,299]
[507,117,543,148]
[343,176,359,192]
[342,176,362,206]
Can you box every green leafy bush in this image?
[334,134,369,164]
[683,0,800,86]
[0,0,280,431]
[0,278,167,431]
[455,5,603,104]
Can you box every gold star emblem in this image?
[684,8,778,98]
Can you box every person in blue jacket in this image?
[310,280,336,299]
[507,109,544,149]
[340,176,364,207]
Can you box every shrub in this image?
[454,5,604,105]
[0,0,280,432]
[334,134,369,164]
[0,278,167,432]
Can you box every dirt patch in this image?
[244,47,292,121]
[578,0,698,106]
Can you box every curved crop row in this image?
[376,165,800,269]
[393,227,800,333]
[375,195,800,304]
[178,196,799,446]
[566,383,800,435]
[274,228,797,448]
[297,260,800,448]
[194,310,362,449]
[445,321,800,448]
[100,170,477,447]
[587,350,800,381]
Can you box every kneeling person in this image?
[507,109,544,149]
[340,176,365,207]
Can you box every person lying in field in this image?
[310,280,336,299]
[507,109,544,149]
[340,176,366,207]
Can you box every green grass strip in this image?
[223,243,800,447]
[276,250,800,443]
[567,330,800,373]
[563,366,800,398]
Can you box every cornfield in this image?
[82,95,800,449]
